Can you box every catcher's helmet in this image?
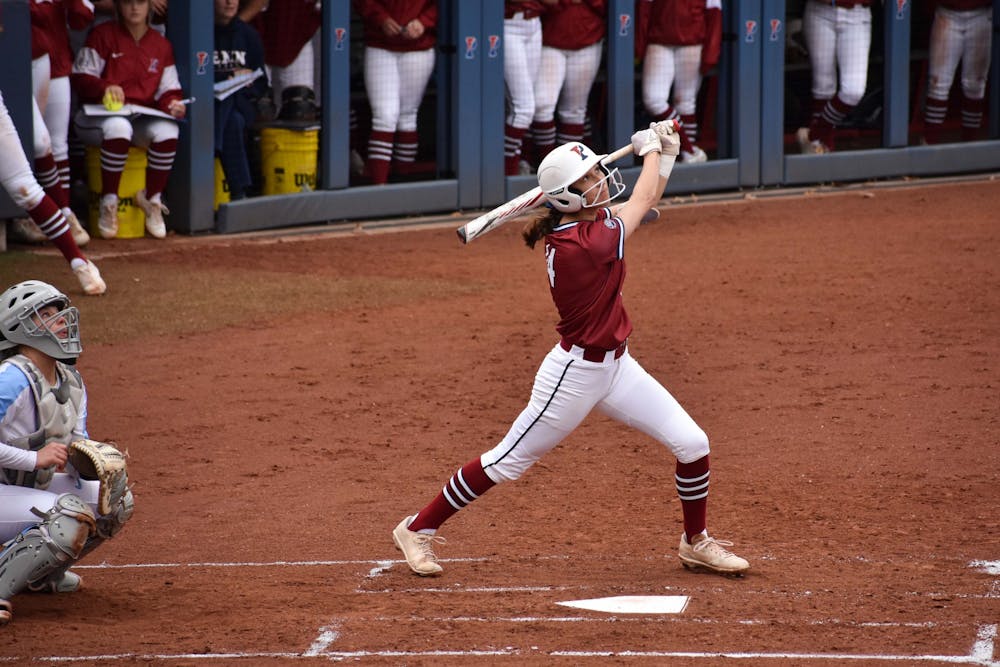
[0,281,81,360]
[537,142,625,213]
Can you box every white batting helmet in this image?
[0,281,82,360]
[537,142,625,213]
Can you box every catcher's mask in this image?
[537,142,625,213]
[0,281,82,361]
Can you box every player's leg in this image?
[74,111,132,239]
[273,38,318,122]
[1,95,104,295]
[363,46,400,185]
[132,117,179,238]
[958,6,992,141]
[671,44,707,162]
[800,0,837,152]
[503,16,541,175]
[555,41,602,147]
[811,4,872,150]
[531,46,566,166]
[393,47,435,175]
[924,6,963,144]
[0,490,96,624]
[643,45,699,156]
[44,76,87,245]
[597,354,749,574]
[395,347,608,575]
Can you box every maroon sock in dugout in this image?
[100,138,130,196]
[408,458,497,532]
[145,138,177,198]
[676,455,710,540]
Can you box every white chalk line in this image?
[29,560,994,665]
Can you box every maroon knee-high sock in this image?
[531,120,556,165]
[34,154,67,208]
[960,94,985,142]
[923,96,949,144]
[56,158,71,206]
[676,455,710,540]
[145,138,177,198]
[504,124,527,176]
[27,197,84,263]
[556,121,585,146]
[811,95,852,150]
[100,138,130,196]
[366,129,394,184]
[408,458,497,532]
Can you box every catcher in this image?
[0,280,133,625]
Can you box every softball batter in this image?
[0,280,133,625]
[923,0,993,144]
[393,122,750,578]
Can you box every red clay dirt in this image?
[0,178,997,665]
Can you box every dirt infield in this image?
[1,178,998,665]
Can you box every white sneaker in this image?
[518,159,534,175]
[393,515,445,576]
[99,194,119,239]
[73,260,107,296]
[136,189,167,239]
[796,127,812,154]
[680,146,708,163]
[8,218,47,244]
[62,208,90,247]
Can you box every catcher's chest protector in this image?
[2,356,83,489]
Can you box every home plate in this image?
[556,595,689,614]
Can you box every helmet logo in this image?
[570,145,589,160]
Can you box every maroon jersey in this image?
[253,0,322,68]
[541,0,607,50]
[637,0,718,48]
[354,0,438,52]
[31,0,95,78]
[505,0,546,20]
[71,21,182,112]
[545,207,632,350]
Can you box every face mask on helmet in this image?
[0,281,82,361]
[537,142,625,213]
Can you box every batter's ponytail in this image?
[522,206,562,249]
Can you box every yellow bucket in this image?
[259,127,318,195]
[214,157,230,211]
[85,146,146,239]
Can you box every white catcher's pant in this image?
[0,473,101,543]
[481,344,710,483]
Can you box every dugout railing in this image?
[1,0,998,234]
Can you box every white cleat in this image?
[73,260,107,296]
[679,533,750,576]
[8,218,47,244]
[681,146,708,163]
[393,515,445,576]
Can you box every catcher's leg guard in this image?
[0,494,96,617]
[77,485,134,562]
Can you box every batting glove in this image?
[631,128,661,157]
[650,121,681,157]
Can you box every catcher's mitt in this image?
[68,439,128,515]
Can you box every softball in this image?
[102,91,123,112]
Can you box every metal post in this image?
[319,2,351,190]
[166,1,215,233]
[607,0,636,153]
[760,0,786,184]
[883,0,911,147]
